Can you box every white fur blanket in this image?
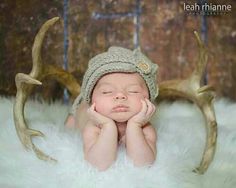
[0,97,236,188]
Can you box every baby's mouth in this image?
[112,105,129,112]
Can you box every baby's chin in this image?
[108,113,135,123]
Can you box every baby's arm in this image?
[126,99,157,166]
[82,104,118,171]
[65,101,90,129]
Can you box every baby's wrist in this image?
[101,121,116,128]
[127,121,143,128]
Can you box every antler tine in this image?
[13,17,60,162]
[192,31,208,82]
[31,16,80,97]
[158,31,217,174]
[31,17,60,78]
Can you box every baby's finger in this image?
[87,103,95,114]
[91,103,96,111]
[150,103,156,117]
[87,103,100,120]
[145,99,154,116]
[140,99,148,115]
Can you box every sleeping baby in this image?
[65,46,158,171]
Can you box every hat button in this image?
[137,61,150,74]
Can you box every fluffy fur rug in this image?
[0,97,236,188]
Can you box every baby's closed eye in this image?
[127,86,142,94]
[128,90,140,93]
[98,85,115,95]
[102,91,113,94]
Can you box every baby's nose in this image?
[114,92,127,100]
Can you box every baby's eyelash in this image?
[128,91,139,93]
[102,91,112,94]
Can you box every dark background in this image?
[0,0,235,101]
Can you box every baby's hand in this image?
[128,98,156,127]
[87,103,115,127]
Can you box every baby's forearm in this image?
[126,124,156,166]
[84,123,118,171]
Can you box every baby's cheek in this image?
[132,98,143,113]
[94,100,110,115]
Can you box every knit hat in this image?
[71,46,158,114]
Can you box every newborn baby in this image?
[65,47,158,170]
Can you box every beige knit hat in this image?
[71,46,158,114]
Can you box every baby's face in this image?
[91,73,149,122]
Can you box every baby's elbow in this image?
[96,162,113,171]
[90,161,114,171]
[85,155,115,171]
[133,155,156,167]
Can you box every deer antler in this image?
[158,31,217,174]
[13,17,80,162]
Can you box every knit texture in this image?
[71,46,158,114]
